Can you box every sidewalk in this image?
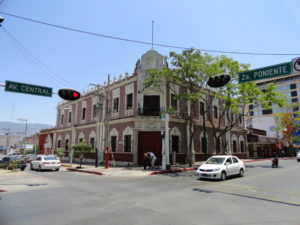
[63,157,295,177]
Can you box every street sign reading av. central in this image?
[5,80,52,97]
[238,62,291,83]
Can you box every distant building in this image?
[38,129,55,155]
[0,134,22,154]
[247,57,300,154]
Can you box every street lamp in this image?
[18,118,28,154]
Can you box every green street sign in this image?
[5,80,52,97]
[238,62,291,83]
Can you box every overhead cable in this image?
[1,11,300,56]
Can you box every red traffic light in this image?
[207,74,231,88]
[58,88,81,101]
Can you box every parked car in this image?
[197,155,245,181]
[30,155,61,171]
[297,151,300,162]
[0,155,27,171]
[25,154,37,163]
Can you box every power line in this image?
[1,11,300,56]
[1,26,75,89]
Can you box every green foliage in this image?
[72,141,93,168]
[56,148,65,158]
[8,160,18,172]
[144,48,286,165]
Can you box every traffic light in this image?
[58,88,81,101]
[207,74,231,88]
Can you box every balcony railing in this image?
[137,107,164,116]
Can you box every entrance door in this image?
[138,131,163,165]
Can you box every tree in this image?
[145,48,285,166]
[56,148,65,160]
[72,141,93,168]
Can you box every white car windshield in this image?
[206,157,226,165]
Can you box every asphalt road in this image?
[1,159,300,225]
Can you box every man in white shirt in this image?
[148,152,157,169]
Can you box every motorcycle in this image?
[272,157,279,168]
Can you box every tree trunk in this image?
[188,117,195,167]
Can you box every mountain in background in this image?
[0,121,54,137]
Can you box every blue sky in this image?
[0,0,300,127]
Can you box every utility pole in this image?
[18,118,28,154]
[2,128,10,155]
[104,74,110,168]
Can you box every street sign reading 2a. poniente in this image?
[5,80,52,97]
[239,62,291,83]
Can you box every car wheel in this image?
[30,164,34,170]
[21,167,25,171]
[55,168,60,171]
[297,159,300,162]
[220,171,226,181]
[239,169,244,177]
[38,165,42,172]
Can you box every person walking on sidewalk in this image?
[143,152,150,170]
[148,152,157,170]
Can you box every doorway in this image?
[138,131,163,165]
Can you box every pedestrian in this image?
[148,152,157,170]
[143,152,150,170]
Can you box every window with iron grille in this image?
[68,112,72,123]
[200,102,205,115]
[65,139,69,151]
[90,138,95,150]
[214,106,218,119]
[93,104,97,118]
[240,141,244,152]
[82,108,86,120]
[172,136,179,152]
[57,140,61,148]
[171,94,178,110]
[216,138,221,153]
[111,136,117,152]
[113,98,119,113]
[126,94,133,110]
[233,140,237,153]
[124,135,131,152]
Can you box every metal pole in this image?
[95,84,100,167]
[202,111,207,159]
[104,74,110,168]
[18,118,28,154]
[165,113,170,167]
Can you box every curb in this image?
[66,168,104,176]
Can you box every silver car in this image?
[197,155,245,181]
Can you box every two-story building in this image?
[49,50,247,166]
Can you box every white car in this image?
[297,151,300,162]
[197,155,245,181]
[30,155,61,171]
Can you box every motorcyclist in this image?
[272,155,279,168]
